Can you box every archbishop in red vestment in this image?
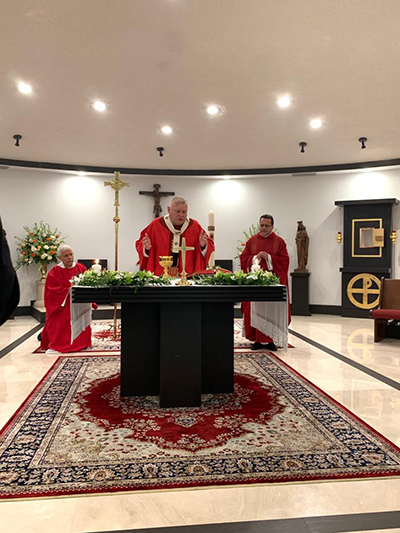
[136,197,214,277]
[240,215,290,350]
[40,246,93,353]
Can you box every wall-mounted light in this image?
[299,141,307,153]
[13,134,22,147]
[359,137,367,149]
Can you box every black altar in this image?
[72,285,287,407]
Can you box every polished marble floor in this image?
[0,314,400,533]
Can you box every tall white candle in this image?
[92,259,102,275]
[208,211,215,227]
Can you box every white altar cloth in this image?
[70,294,92,342]
[250,299,288,350]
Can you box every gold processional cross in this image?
[104,171,129,338]
[176,237,194,286]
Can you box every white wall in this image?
[1,166,399,307]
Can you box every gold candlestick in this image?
[159,255,173,278]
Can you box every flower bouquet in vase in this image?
[15,222,65,308]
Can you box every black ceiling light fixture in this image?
[13,134,22,147]
[299,141,307,153]
[156,146,164,157]
[359,137,367,149]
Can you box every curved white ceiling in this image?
[1,0,400,172]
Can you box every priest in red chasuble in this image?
[136,196,214,276]
[40,245,94,353]
[240,214,290,351]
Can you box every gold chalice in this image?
[159,255,173,278]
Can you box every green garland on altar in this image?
[192,269,280,285]
[71,269,280,288]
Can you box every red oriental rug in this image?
[1,352,399,499]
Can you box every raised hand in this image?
[199,230,207,248]
[142,233,152,251]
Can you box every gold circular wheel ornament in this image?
[347,273,381,309]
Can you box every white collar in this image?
[58,262,76,269]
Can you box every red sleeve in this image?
[270,237,290,286]
[240,238,254,273]
[44,267,71,316]
[135,220,154,270]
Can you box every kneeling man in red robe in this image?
[40,245,93,353]
[240,214,290,351]
[136,196,214,276]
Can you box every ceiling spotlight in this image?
[299,141,307,153]
[157,146,165,157]
[359,137,367,149]
[277,95,291,108]
[91,100,108,112]
[161,125,173,135]
[310,118,323,129]
[77,171,87,176]
[13,134,22,147]
[16,82,32,94]
[207,105,220,116]
[222,175,231,180]
[310,118,322,129]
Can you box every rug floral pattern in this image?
[1,353,400,499]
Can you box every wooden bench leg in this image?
[374,318,388,342]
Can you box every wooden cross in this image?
[139,184,175,218]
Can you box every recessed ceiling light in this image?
[207,105,220,116]
[77,171,87,177]
[223,175,231,180]
[310,118,323,129]
[16,82,32,94]
[91,100,108,112]
[161,125,173,135]
[277,95,291,108]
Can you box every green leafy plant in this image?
[71,269,171,290]
[15,222,65,270]
[192,270,280,286]
[235,222,259,258]
[71,269,280,288]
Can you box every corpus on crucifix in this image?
[139,184,175,218]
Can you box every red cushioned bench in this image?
[370,278,400,342]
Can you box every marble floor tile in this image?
[0,315,400,533]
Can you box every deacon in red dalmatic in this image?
[240,214,290,351]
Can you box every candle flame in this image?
[94,259,99,264]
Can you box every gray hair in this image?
[170,196,188,206]
[57,244,73,257]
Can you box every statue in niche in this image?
[295,221,309,272]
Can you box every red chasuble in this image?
[40,263,92,353]
[240,232,290,343]
[136,217,214,276]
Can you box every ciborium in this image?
[159,255,173,278]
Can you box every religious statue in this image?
[295,221,309,272]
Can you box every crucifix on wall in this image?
[139,184,175,218]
